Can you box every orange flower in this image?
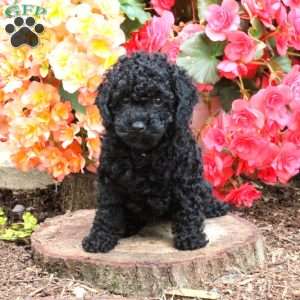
[53,124,81,148]
[63,143,86,173]
[76,105,104,134]
[40,146,70,181]
[78,89,97,106]
[0,115,9,142]
[50,101,74,131]
[10,118,50,147]
[11,148,40,172]
[21,81,60,112]
[87,136,101,160]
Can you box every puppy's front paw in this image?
[174,232,208,251]
[82,232,118,253]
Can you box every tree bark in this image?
[32,210,265,297]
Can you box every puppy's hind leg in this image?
[200,180,230,218]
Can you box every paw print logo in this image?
[5,16,44,48]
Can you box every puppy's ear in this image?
[172,65,199,131]
[96,81,113,128]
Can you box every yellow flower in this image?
[44,0,74,27]
[10,117,50,148]
[85,0,123,20]
[62,53,98,93]
[66,4,106,42]
[48,40,74,80]
[30,28,58,68]
[21,81,60,112]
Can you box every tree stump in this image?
[31,210,265,297]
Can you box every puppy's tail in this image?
[200,181,230,218]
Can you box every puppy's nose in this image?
[131,121,145,132]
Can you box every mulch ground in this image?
[0,186,299,300]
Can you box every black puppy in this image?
[82,52,228,253]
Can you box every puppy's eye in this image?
[154,98,162,105]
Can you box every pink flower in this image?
[161,23,202,63]
[250,85,291,128]
[151,0,175,15]
[160,40,180,63]
[283,130,300,147]
[274,28,290,56]
[177,23,203,42]
[288,9,300,50]
[229,99,265,131]
[230,135,278,168]
[260,120,281,144]
[283,65,300,110]
[273,6,290,56]
[258,167,277,184]
[217,60,248,79]
[242,0,281,28]
[202,127,226,151]
[124,11,174,54]
[225,31,256,63]
[224,183,261,207]
[203,150,234,187]
[282,0,300,8]
[205,0,240,41]
[196,84,214,93]
[289,110,300,131]
[229,134,263,164]
[272,142,300,183]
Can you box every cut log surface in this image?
[31,210,265,297]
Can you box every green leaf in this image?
[270,56,292,73]
[23,212,38,231]
[0,209,38,241]
[248,18,264,39]
[215,79,241,112]
[197,0,221,21]
[121,17,143,38]
[177,33,224,84]
[119,0,150,24]
[0,208,7,227]
[0,228,31,241]
[59,84,85,114]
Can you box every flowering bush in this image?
[123,0,300,207]
[2,0,300,207]
[0,0,127,180]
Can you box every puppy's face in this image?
[110,82,175,151]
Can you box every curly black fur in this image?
[82,52,229,253]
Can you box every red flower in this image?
[217,60,248,79]
[151,0,175,15]
[258,167,277,184]
[224,183,261,207]
[124,11,174,54]
[203,150,234,188]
